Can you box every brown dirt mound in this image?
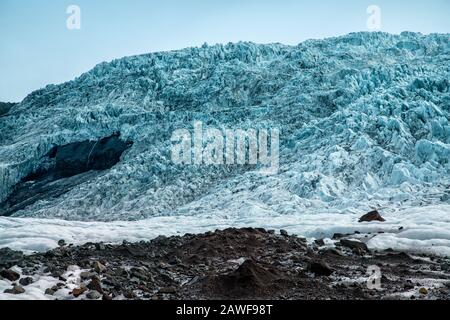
[206,259,285,298]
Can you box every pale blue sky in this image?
[1,0,449,102]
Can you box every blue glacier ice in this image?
[0,32,449,226]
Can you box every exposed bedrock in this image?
[0,134,133,217]
[48,132,132,179]
[0,102,16,117]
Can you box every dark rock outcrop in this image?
[0,248,24,269]
[308,260,333,276]
[340,239,369,254]
[0,269,20,281]
[87,276,103,294]
[0,102,15,116]
[86,290,102,300]
[4,285,25,295]
[19,277,34,286]
[209,259,283,298]
[0,133,132,217]
[48,133,133,179]
[359,210,386,223]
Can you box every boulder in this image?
[80,271,96,280]
[0,248,24,269]
[72,286,87,297]
[87,290,102,300]
[158,286,177,294]
[359,210,386,223]
[45,288,56,296]
[419,287,428,295]
[340,239,369,253]
[87,276,103,294]
[4,285,25,295]
[308,260,333,276]
[314,239,325,246]
[0,269,20,281]
[19,277,34,286]
[58,239,67,247]
[94,261,106,273]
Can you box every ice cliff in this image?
[0,32,449,221]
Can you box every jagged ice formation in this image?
[0,32,449,222]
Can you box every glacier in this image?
[0,32,449,254]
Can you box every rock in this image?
[95,243,106,251]
[404,283,415,290]
[53,134,133,179]
[4,285,25,294]
[280,230,289,237]
[80,271,95,280]
[0,102,15,116]
[130,267,151,281]
[0,269,20,281]
[102,293,113,300]
[72,286,87,297]
[340,239,369,253]
[67,265,80,272]
[359,210,385,223]
[45,288,56,296]
[138,284,152,293]
[87,276,103,294]
[0,248,24,269]
[212,259,282,298]
[168,256,182,265]
[158,286,177,294]
[308,260,333,276]
[320,248,344,257]
[57,239,66,247]
[332,233,348,240]
[19,277,34,286]
[314,239,325,246]
[94,261,106,273]
[0,134,133,217]
[50,269,63,278]
[123,290,137,299]
[419,287,428,295]
[86,290,102,300]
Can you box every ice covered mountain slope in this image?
[0,32,449,222]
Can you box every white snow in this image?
[0,265,92,300]
[0,266,59,300]
[1,204,449,300]
[1,204,449,256]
